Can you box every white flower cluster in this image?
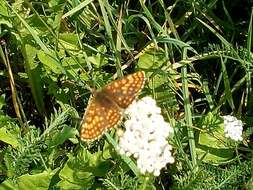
[118,97,174,176]
[223,115,243,141]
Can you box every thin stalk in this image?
[181,48,197,170]
[0,41,26,129]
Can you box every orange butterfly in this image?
[80,71,145,142]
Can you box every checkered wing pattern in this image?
[80,96,122,141]
[80,71,145,142]
[101,71,145,108]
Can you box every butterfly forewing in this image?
[80,71,145,142]
[101,71,145,108]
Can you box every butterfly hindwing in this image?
[80,95,122,141]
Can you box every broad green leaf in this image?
[58,154,95,189]
[17,169,58,190]
[138,47,178,108]
[24,44,45,115]
[24,44,38,70]
[0,19,12,28]
[37,50,66,74]
[0,123,19,148]
[87,45,108,68]
[137,46,167,89]
[11,7,49,54]
[59,33,79,51]
[0,0,8,16]
[0,179,18,190]
[196,113,234,164]
[0,0,12,28]
[0,127,19,148]
[58,149,113,189]
[81,149,113,177]
[62,57,82,79]
[138,46,166,70]
[47,125,79,148]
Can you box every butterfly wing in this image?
[80,95,122,142]
[101,71,145,108]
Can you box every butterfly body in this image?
[80,71,145,142]
[94,91,121,109]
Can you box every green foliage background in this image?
[0,0,253,189]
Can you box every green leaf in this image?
[138,46,166,70]
[220,58,235,110]
[57,154,95,189]
[62,56,83,79]
[47,125,79,148]
[0,126,19,148]
[23,44,45,115]
[0,0,12,28]
[57,149,114,189]
[17,169,58,190]
[81,149,113,177]
[87,45,108,68]
[0,94,5,110]
[37,50,65,74]
[59,33,79,51]
[62,0,93,18]
[0,0,8,16]
[137,47,178,108]
[196,113,234,164]
[11,6,49,54]
[0,179,18,190]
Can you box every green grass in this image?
[0,0,253,189]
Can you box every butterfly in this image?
[80,71,145,142]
